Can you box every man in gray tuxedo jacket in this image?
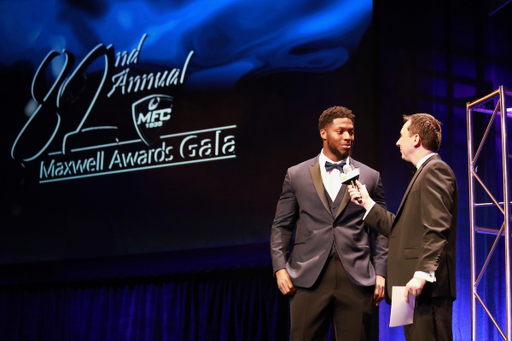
[349,113,458,341]
[270,106,388,341]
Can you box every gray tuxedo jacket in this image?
[270,155,388,288]
[365,154,458,301]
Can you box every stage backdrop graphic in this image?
[0,0,375,265]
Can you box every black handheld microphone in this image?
[342,164,362,204]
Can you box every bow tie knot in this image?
[325,161,346,172]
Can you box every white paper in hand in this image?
[389,286,415,327]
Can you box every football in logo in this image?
[132,94,173,146]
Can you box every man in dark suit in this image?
[270,106,388,341]
[348,113,458,341]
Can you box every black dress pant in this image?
[403,296,453,341]
[289,254,374,341]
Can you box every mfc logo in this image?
[132,94,173,146]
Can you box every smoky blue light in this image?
[0,0,371,86]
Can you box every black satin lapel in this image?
[336,185,350,218]
[397,156,441,216]
[396,165,423,216]
[309,162,330,213]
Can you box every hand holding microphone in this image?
[342,164,362,203]
[347,179,374,209]
[341,164,373,208]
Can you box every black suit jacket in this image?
[270,155,388,288]
[365,155,458,301]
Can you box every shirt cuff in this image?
[414,271,436,282]
[363,202,376,220]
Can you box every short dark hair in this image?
[318,106,355,130]
[403,113,442,152]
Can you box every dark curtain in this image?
[0,265,289,341]
[0,242,382,341]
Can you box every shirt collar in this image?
[319,149,350,170]
[416,152,437,169]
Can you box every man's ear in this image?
[413,134,421,147]
[320,129,327,140]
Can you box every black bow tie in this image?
[325,161,346,172]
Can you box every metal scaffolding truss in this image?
[467,86,512,341]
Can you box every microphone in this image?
[342,164,362,204]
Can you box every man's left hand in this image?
[404,277,426,303]
[374,275,385,306]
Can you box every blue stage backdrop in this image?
[0,0,374,263]
[0,0,380,340]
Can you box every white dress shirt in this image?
[319,150,349,201]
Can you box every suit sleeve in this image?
[368,172,388,278]
[270,170,299,273]
[416,163,456,272]
[364,199,395,238]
